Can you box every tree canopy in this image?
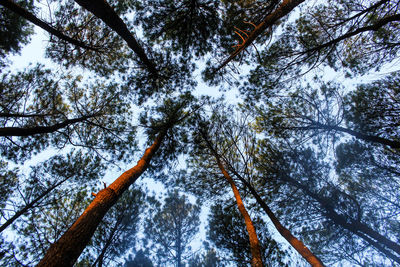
[0,0,399,266]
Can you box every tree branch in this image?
[0,0,100,51]
[73,0,158,76]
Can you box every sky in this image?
[4,23,215,265]
[7,2,400,265]
[2,10,314,266]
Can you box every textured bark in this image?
[216,0,306,71]
[73,0,157,76]
[0,0,99,51]
[0,115,95,136]
[227,166,325,266]
[37,128,168,267]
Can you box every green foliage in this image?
[134,0,221,57]
[335,141,400,236]
[1,0,400,266]
[208,201,288,266]
[242,0,400,102]
[0,160,18,210]
[255,142,399,265]
[0,0,34,68]
[2,188,91,266]
[0,150,107,265]
[144,190,201,266]
[187,248,223,267]
[0,64,137,163]
[344,71,400,138]
[45,0,133,76]
[78,188,146,266]
[124,249,154,267]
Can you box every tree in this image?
[37,125,169,266]
[255,144,400,265]
[0,0,34,68]
[144,190,200,267]
[203,145,264,267]
[187,248,222,267]
[124,250,154,267]
[72,0,157,76]
[1,0,400,266]
[252,75,400,150]
[37,95,195,267]
[187,108,264,267]
[185,104,323,266]
[0,64,137,163]
[0,0,100,52]
[208,202,288,267]
[343,72,400,145]
[241,0,400,101]
[80,188,146,267]
[215,0,306,72]
[0,151,105,266]
[0,151,104,234]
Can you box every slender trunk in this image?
[0,176,70,233]
[216,0,305,71]
[73,0,157,76]
[176,225,182,267]
[91,214,125,267]
[0,0,99,51]
[283,175,400,262]
[0,113,56,118]
[200,130,263,266]
[37,128,169,267]
[216,159,264,267]
[227,166,325,266]
[0,115,94,137]
[312,121,400,149]
[356,231,400,263]
[325,205,400,259]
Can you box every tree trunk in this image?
[227,165,325,267]
[216,159,264,267]
[91,213,125,267]
[73,0,157,76]
[200,129,264,266]
[0,0,99,51]
[176,225,182,267]
[216,0,305,71]
[37,128,169,267]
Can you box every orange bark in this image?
[37,129,168,267]
[216,0,305,71]
[227,166,325,267]
[199,129,264,266]
[216,159,264,267]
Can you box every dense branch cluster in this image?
[0,0,399,266]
